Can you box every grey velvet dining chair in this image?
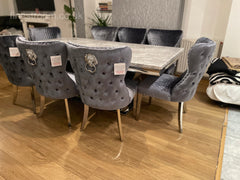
[146,29,183,47]
[28,27,61,41]
[136,37,216,133]
[117,27,146,44]
[67,42,137,141]
[91,26,118,41]
[146,29,183,75]
[16,37,79,127]
[0,35,36,113]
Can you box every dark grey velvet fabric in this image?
[16,37,78,99]
[28,27,61,41]
[138,74,178,101]
[117,27,146,44]
[67,42,137,110]
[0,35,33,86]
[146,29,183,47]
[138,37,216,102]
[146,29,183,75]
[91,26,118,41]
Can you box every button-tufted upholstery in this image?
[28,27,61,41]
[171,37,216,102]
[138,37,216,102]
[16,37,78,99]
[117,27,146,44]
[91,26,118,41]
[146,29,183,47]
[137,37,216,132]
[0,35,34,86]
[146,29,183,75]
[66,43,137,111]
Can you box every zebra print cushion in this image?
[209,72,240,85]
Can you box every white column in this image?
[222,0,240,58]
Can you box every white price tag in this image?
[114,63,126,75]
[9,47,20,57]
[50,55,62,67]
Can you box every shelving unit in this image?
[96,10,112,13]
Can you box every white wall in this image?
[222,0,240,57]
[0,0,10,16]
[83,0,113,38]
[182,0,232,41]
[54,0,74,37]
[83,0,97,38]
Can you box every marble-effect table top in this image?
[59,38,184,72]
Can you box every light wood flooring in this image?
[0,70,226,180]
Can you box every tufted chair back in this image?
[16,37,78,99]
[146,29,183,47]
[91,26,118,41]
[28,27,61,41]
[171,37,216,102]
[117,27,146,44]
[67,43,132,110]
[0,35,33,86]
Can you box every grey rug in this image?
[221,107,240,180]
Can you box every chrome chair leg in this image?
[31,86,36,114]
[117,109,123,141]
[136,93,143,120]
[12,85,18,105]
[64,99,72,127]
[81,104,89,131]
[38,95,45,117]
[178,102,184,133]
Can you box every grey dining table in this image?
[58,38,184,76]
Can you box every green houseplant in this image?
[64,0,76,37]
[90,12,111,27]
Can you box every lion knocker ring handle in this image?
[26,49,37,66]
[85,54,98,73]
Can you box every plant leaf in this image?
[64,5,72,14]
[69,15,76,22]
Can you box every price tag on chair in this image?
[114,63,126,75]
[9,47,20,57]
[50,55,62,67]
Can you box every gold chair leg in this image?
[31,86,36,114]
[178,102,184,133]
[64,99,72,127]
[38,95,45,117]
[148,97,152,105]
[81,104,89,131]
[136,93,143,120]
[183,103,187,113]
[12,85,18,105]
[117,109,123,141]
[133,94,137,117]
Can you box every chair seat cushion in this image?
[138,74,179,101]
[126,79,137,101]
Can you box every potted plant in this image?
[64,0,76,37]
[90,12,111,27]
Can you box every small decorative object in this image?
[85,54,98,73]
[26,49,37,66]
[64,0,76,37]
[98,1,112,11]
[90,12,111,27]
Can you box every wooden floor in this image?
[0,70,226,180]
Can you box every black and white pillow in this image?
[209,72,240,86]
